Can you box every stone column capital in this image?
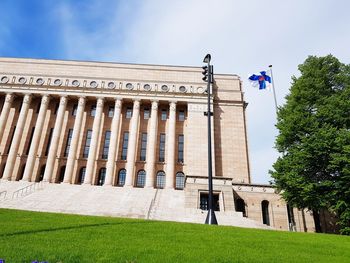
[133,99,141,110]
[5,93,14,103]
[96,97,104,107]
[41,94,51,105]
[169,100,177,111]
[115,98,123,109]
[78,96,86,106]
[22,93,32,104]
[59,96,69,105]
[151,100,159,110]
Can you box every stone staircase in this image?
[0,181,272,230]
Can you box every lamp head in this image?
[203,54,211,63]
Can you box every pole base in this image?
[205,209,218,225]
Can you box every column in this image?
[43,96,68,182]
[22,95,50,181]
[145,100,158,188]
[0,93,14,143]
[63,96,86,184]
[3,94,32,180]
[84,97,104,185]
[104,98,122,186]
[165,101,176,189]
[125,99,140,186]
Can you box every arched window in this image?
[175,172,185,190]
[58,166,66,183]
[136,170,146,187]
[38,165,46,182]
[77,167,86,184]
[156,171,166,189]
[117,169,126,186]
[97,168,106,186]
[261,200,270,225]
[235,198,246,217]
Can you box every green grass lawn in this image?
[0,209,349,263]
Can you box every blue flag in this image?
[248,71,272,90]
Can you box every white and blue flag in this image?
[248,71,272,90]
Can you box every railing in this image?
[12,181,44,199]
[0,190,7,200]
[147,189,159,220]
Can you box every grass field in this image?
[0,209,349,263]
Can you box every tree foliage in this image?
[270,55,350,234]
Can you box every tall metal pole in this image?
[268,65,278,115]
[205,60,218,225]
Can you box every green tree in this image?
[270,55,350,235]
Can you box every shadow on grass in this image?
[0,220,155,238]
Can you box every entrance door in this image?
[199,193,220,211]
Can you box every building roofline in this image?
[0,56,241,79]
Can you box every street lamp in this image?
[202,54,218,225]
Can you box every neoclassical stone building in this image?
[0,57,318,232]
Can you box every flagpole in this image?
[269,65,278,115]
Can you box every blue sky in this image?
[1,0,349,183]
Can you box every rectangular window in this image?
[72,104,78,116]
[26,127,35,155]
[144,108,150,120]
[178,110,185,121]
[102,130,111,159]
[161,109,167,121]
[45,128,54,156]
[140,133,147,161]
[83,130,93,158]
[159,133,166,162]
[178,134,184,163]
[108,106,114,118]
[6,126,16,154]
[121,132,129,160]
[126,107,132,119]
[91,106,96,117]
[64,129,74,157]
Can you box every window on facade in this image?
[83,130,93,158]
[45,128,54,156]
[178,134,184,163]
[26,127,35,155]
[108,106,114,118]
[175,172,185,190]
[77,167,86,184]
[126,107,132,119]
[136,170,146,187]
[91,105,96,117]
[144,108,150,120]
[72,104,78,116]
[98,168,106,186]
[140,133,147,161]
[156,171,166,189]
[161,109,167,121]
[178,110,185,121]
[64,129,73,157]
[121,132,129,160]
[6,126,16,154]
[117,169,126,186]
[159,133,166,162]
[102,130,111,159]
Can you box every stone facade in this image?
[0,57,316,231]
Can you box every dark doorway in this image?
[38,165,46,182]
[235,198,246,217]
[58,166,66,183]
[261,200,270,225]
[200,193,220,211]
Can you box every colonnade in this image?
[0,93,180,189]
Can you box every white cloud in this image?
[56,0,350,183]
